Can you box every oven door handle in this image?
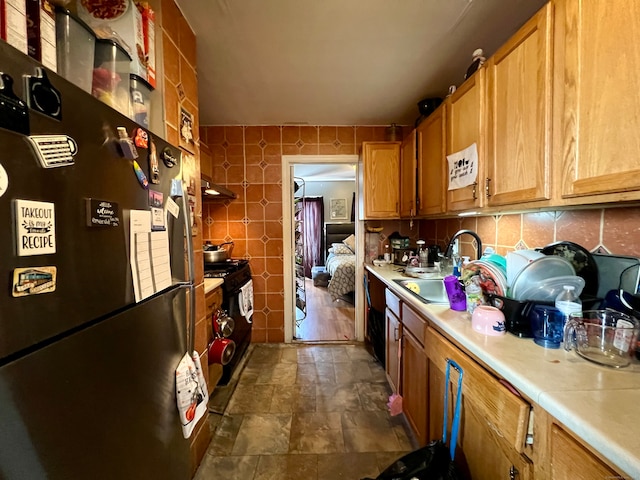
[173,179,196,353]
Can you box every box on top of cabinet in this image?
[76,0,147,81]
[136,1,154,87]
[1,0,28,54]
[26,0,56,71]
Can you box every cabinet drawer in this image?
[385,288,401,319]
[401,303,427,345]
[425,327,530,453]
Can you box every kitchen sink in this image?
[393,278,449,305]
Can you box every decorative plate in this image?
[461,261,506,297]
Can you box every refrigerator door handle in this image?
[175,180,196,353]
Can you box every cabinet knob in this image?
[485,177,492,198]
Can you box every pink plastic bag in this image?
[387,393,403,416]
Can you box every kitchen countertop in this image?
[204,278,224,294]
[366,263,640,477]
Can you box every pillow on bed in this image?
[331,243,353,255]
[343,234,356,252]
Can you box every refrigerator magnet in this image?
[151,207,165,230]
[12,266,57,297]
[148,139,160,184]
[0,163,7,197]
[132,160,149,189]
[134,128,149,148]
[85,199,120,227]
[166,197,180,219]
[14,199,56,256]
[148,190,163,208]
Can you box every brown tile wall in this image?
[200,126,391,343]
[160,0,210,473]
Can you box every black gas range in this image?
[205,259,253,385]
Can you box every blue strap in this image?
[442,358,463,461]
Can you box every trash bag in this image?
[362,440,461,480]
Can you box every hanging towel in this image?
[238,279,254,323]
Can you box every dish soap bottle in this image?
[555,285,582,325]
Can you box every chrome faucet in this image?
[444,229,483,261]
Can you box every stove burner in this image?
[204,259,250,278]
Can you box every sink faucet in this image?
[444,229,483,261]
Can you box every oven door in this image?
[218,279,253,385]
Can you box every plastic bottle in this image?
[383,245,390,262]
[466,277,483,315]
[416,240,427,267]
[555,285,582,325]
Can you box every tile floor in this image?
[194,343,416,479]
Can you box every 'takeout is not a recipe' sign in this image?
[15,199,56,256]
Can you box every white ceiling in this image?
[175,0,547,127]
[294,164,356,182]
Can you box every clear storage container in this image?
[92,38,131,114]
[55,8,96,93]
[129,73,152,127]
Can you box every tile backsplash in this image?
[367,207,640,260]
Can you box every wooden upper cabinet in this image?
[485,3,552,207]
[446,68,485,212]
[362,142,401,219]
[400,130,417,218]
[555,0,640,200]
[417,104,446,215]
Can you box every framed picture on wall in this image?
[330,198,347,220]
[179,105,195,153]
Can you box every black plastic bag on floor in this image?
[362,359,464,480]
[361,440,460,480]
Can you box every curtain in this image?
[303,197,324,278]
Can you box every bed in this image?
[324,223,356,300]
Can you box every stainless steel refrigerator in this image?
[0,41,195,479]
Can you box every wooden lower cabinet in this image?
[400,304,429,445]
[533,408,628,480]
[550,425,620,480]
[379,282,629,479]
[426,326,533,480]
[401,327,428,445]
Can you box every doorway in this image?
[282,155,364,343]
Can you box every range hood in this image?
[201,175,237,200]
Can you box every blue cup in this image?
[529,305,564,349]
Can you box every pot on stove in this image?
[204,241,234,263]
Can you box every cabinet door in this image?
[485,3,552,207]
[426,327,532,479]
[555,0,640,200]
[550,424,621,480]
[417,105,446,216]
[402,329,428,445]
[362,142,401,218]
[400,130,417,218]
[385,308,401,393]
[446,69,485,212]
